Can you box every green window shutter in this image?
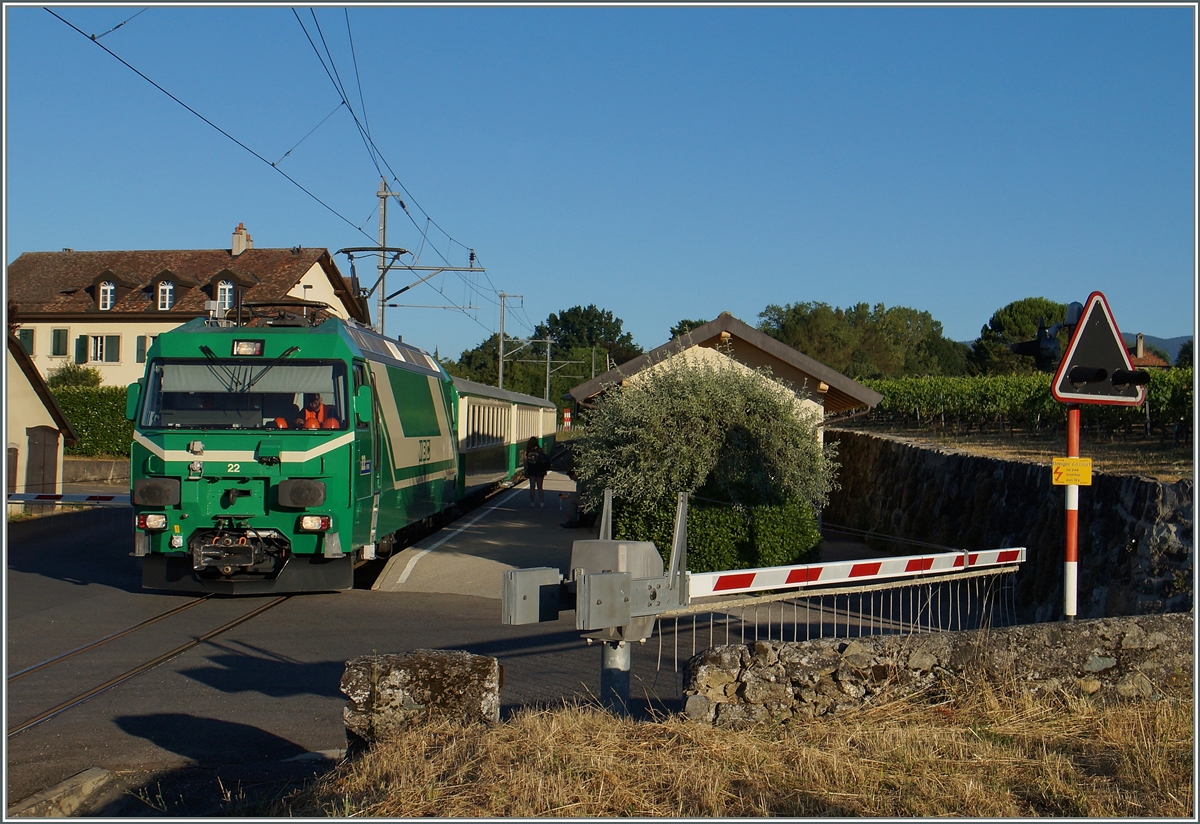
[52,329,68,357]
[75,335,89,364]
[16,328,33,355]
[136,336,147,363]
[105,335,120,362]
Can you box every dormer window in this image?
[157,280,175,310]
[217,280,234,311]
[99,281,116,311]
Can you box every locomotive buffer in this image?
[501,490,691,714]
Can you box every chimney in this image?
[1136,333,1144,359]
[232,222,253,256]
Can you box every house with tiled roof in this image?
[7,224,370,386]
[567,312,882,440]
[1126,333,1171,370]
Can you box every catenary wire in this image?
[46,8,377,245]
[344,8,372,141]
[273,100,346,166]
[294,9,495,323]
[89,7,148,40]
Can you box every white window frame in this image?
[90,335,105,362]
[99,281,116,311]
[217,280,234,311]
[157,280,175,310]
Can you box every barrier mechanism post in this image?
[600,641,631,713]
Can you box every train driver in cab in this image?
[293,393,340,430]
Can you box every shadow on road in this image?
[6,507,141,592]
[177,654,347,699]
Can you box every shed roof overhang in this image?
[567,312,883,415]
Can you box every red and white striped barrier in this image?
[688,547,1026,598]
[6,493,131,506]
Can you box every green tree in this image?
[46,362,102,388]
[1176,339,1193,368]
[668,318,709,340]
[967,297,1067,376]
[758,301,967,380]
[535,305,642,366]
[573,351,836,571]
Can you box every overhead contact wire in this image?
[46,8,375,244]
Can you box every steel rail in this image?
[7,595,214,683]
[7,596,289,738]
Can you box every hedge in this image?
[614,497,821,574]
[53,386,134,457]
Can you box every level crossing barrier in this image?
[656,552,1022,673]
[7,494,131,506]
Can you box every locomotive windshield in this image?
[139,359,349,431]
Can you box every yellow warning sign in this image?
[1052,457,1093,486]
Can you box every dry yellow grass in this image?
[278,678,1193,818]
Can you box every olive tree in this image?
[573,350,838,571]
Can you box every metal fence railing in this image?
[655,565,1019,673]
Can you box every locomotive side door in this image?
[351,360,381,552]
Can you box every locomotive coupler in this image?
[190,520,288,576]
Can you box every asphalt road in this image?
[4,494,685,815]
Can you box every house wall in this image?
[286,262,351,319]
[16,319,187,387]
[6,348,65,511]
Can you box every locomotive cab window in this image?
[139,359,349,431]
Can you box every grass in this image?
[834,420,1194,483]
[276,675,1192,818]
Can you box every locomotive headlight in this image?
[138,514,168,530]
[299,515,332,532]
[232,340,264,356]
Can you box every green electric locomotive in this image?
[125,312,555,594]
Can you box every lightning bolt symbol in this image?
[1053,466,1064,483]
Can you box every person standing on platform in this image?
[524,437,550,508]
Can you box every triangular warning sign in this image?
[1051,291,1145,406]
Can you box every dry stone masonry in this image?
[682,612,1192,725]
[341,649,500,751]
[825,429,1192,622]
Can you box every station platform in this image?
[373,472,887,599]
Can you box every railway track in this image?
[6,595,291,738]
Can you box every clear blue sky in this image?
[4,4,1195,361]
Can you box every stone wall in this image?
[824,429,1193,622]
[62,457,130,483]
[341,650,501,752]
[682,612,1193,726]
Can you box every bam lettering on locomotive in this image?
[126,304,555,594]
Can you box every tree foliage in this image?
[442,305,645,404]
[46,362,103,388]
[1175,339,1193,368]
[757,302,968,380]
[573,351,837,571]
[668,318,709,340]
[967,297,1067,376]
[534,304,643,366]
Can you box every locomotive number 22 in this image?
[227,463,241,473]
